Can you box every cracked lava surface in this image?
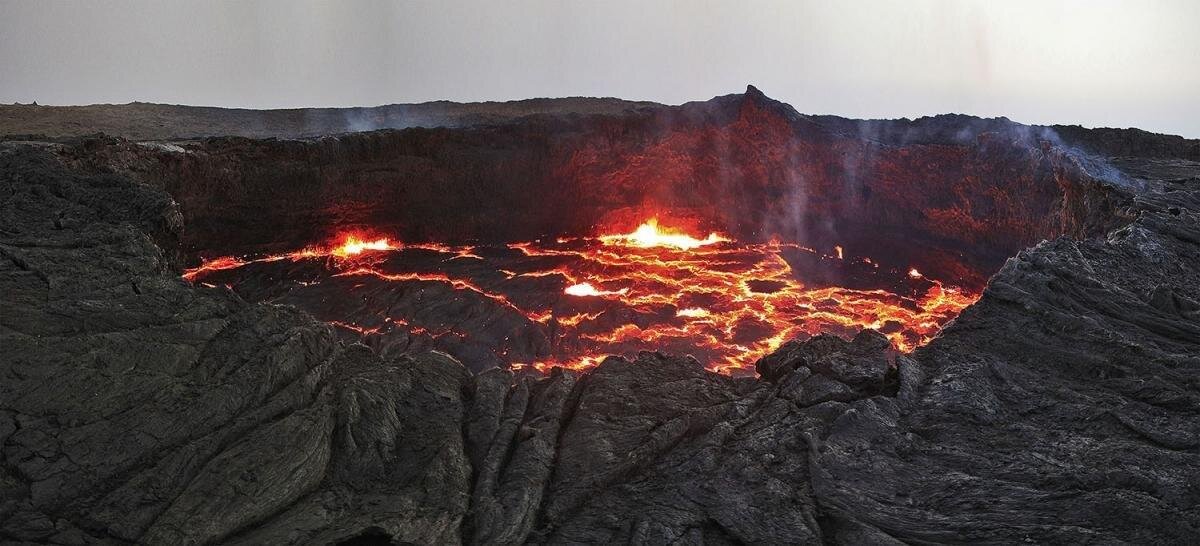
[184,219,978,374]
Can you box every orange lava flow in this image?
[181,256,245,282]
[598,218,728,250]
[563,282,630,297]
[331,235,394,257]
[182,232,399,279]
[183,219,979,375]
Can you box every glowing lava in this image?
[181,256,245,282]
[183,220,980,375]
[331,235,394,257]
[599,218,728,250]
[564,282,630,297]
[676,307,712,318]
[182,232,396,279]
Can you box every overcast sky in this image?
[2,0,1198,137]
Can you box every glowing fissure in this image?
[183,219,979,374]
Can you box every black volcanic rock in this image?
[2,88,1200,544]
[756,330,894,389]
[0,146,473,544]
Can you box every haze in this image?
[1,0,1197,137]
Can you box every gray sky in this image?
[2,0,1198,137]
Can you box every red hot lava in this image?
[184,220,978,375]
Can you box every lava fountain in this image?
[597,218,728,250]
[183,219,978,374]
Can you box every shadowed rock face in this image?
[2,89,1199,544]
[58,87,1127,290]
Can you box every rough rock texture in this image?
[3,91,1200,544]
[0,148,472,544]
[55,87,1127,291]
[0,97,658,141]
[811,166,1200,543]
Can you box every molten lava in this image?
[564,283,630,297]
[183,220,979,375]
[181,256,245,282]
[598,218,728,250]
[331,235,394,257]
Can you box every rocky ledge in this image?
[2,132,1199,544]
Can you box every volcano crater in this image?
[121,89,1133,374]
[4,87,1199,544]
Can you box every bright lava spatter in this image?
[183,221,979,374]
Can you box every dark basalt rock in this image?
[756,330,894,388]
[0,145,474,545]
[3,89,1200,544]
